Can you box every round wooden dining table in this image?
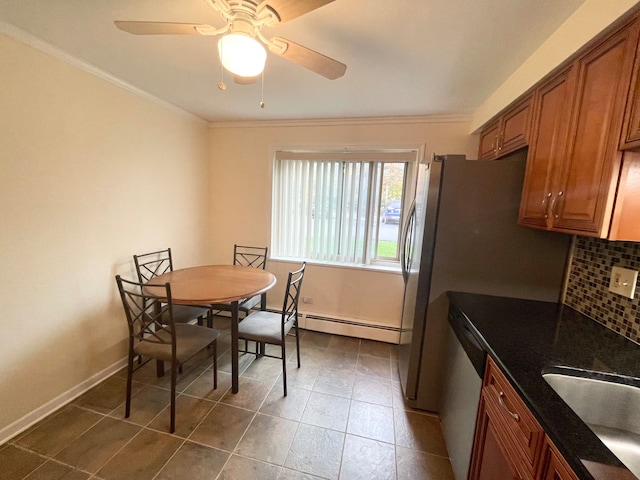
[144,264,277,393]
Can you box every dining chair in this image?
[237,262,306,396]
[211,244,269,316]
[115,275,219,433]
[133,248,211,326]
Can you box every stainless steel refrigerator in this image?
[397,151,570,411]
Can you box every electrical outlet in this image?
[608,266,638,299]
[302,297,313,304]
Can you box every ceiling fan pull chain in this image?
[218,61,227,90]
[260,70,265,108]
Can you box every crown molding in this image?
[208,113,472,129]
[0,21,472,130]
[0,20,207,125]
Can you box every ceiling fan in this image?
[114,0,347,83]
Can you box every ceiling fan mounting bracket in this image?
[207,0,279,29]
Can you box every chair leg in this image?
[156,360,165,377]
[207,310,213,329]
[170,360,177,434]
[213,340,218,390]
[294,320,301,368]
[125,353,134,418]
[282,342,287,397]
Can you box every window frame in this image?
[270,146,422,270]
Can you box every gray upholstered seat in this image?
[134,323,219,362]
[238,262,306,396]
[237,310,293,344]
[116,275,219,434]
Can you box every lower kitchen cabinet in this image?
[469,358,579,480]
[470,357,542,480]
[538,438,579,480]
[469,391,529,480]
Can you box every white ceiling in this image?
[0,0,585,123]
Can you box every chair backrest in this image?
[233,244,268,269]
[115,275,176,350]
[134,248,174,283]
[281,262,306,331]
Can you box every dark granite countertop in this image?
[447,291,640,480]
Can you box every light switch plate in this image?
[608,266,638,299]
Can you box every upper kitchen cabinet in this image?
[553,16,639,236]
[478,96,532,160]
[518,68,575,229]
[621,24,640,150]
[517,11,640,240]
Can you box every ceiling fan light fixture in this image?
[218,33,266,77]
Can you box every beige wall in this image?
[471,0,640,132]
[208,118,478,339]
[0,34,210,439]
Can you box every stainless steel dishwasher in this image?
[440,302,487,480]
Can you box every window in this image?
[271,148,419,267]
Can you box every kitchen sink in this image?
[542,368,640,478]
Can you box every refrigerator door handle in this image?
[401,200,416,283]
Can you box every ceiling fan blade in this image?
[270,37,346,80]
[234,75,259,85]
[258,0,335,24]
[114,21,218,35]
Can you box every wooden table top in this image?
[144,264,277,305]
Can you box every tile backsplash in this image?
[564,236,640,344]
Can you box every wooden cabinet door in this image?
[621,28,640,149]
[478,99,532,161]
[553,17,639,235]
[519,69,574,228]
[478,121,500,160]
[499,96,532,157]
[469,394,528,480]
[538,439,579,480]
[621,71,640,148]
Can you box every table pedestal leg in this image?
[231,301,239,393]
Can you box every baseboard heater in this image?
[303,313,400,332]
[216,308,400,342]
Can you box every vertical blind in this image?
[272,149,418,265]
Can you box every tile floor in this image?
[2,317,455,480]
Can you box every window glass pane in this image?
[377,163,406,260]
[272,151,412,267]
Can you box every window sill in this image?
[269,257,402,274]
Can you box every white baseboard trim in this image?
[0,357,127,445]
